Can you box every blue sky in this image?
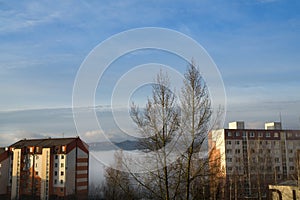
[0,0,300,145]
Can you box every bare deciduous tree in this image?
[102,61,222,200]
[130,70,180,200]
[180,60,212,200]
[102,151,136,200]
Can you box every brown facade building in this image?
[209,121,300,199]
[0,137,89,200]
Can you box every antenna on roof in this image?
[279,112,282,123]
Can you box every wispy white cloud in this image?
[0,106,136,145]
[0,2,62,34]
[0,130,49,147]
[82,129,126,144]
[255,0,279,3]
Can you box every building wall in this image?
[209,129,226,199]
[0,151,9,195]
[52,153,67,197]
[11,149,21,200]
[210,129,226,172]
[76,147,89,196]
[40,148,50,200]
[66,148,76,196]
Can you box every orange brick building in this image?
[0,137,89,200]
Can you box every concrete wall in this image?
[0,154,9,195]
[11,149,21,200]
[269,184,300,200]
[41,148,50,200]
[66,148,76,196]
[52,153,67,196]
[210,129,226,172]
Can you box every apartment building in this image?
[209,121,300,199]
[0,137,89,200]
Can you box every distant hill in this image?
[89,140,143,151]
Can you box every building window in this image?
[61,155,64,159]
[54,179,57,184]
[61,171,64,176]
[289,149,293,154]
[235,141,240,145]
[236,132,240,137]
[290,166,295,171]
[242,132,246,137]
[55,163,58,168]
[55,171,57,176]
[227,167,232,171]
[55,155,58,159]
[226,149,232,154]
[36,171,38,176]
[274,132,279,137]
[277,174,281,179]
[235,149,240,154]
[61,163,64,168]
[60,188,64,192]
[60,180,63,184]
[275,158,280,163]
[289,157,293,162]
[235,166,242,171]
[266,132,271,137]
[250,132,255,137]
[227,157,232,162]
[258,132,263,137]
[283,166,287,171]
[226,141,231,145]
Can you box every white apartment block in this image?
[209,121,300,199]
[0,137,89,200]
